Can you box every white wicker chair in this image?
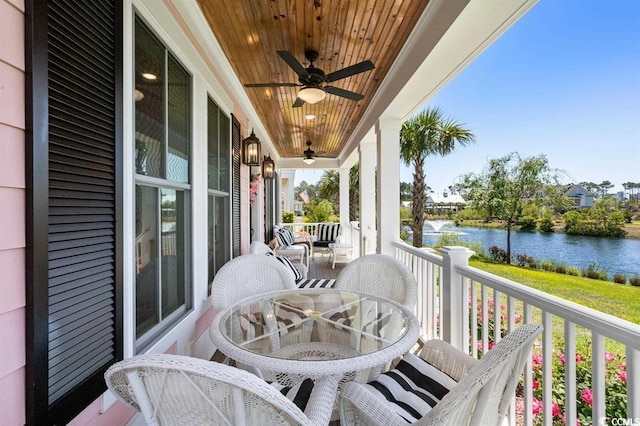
[339,323,543,426]
[105,354,336,426]
[210,254,297,314]
[334,254,417,310]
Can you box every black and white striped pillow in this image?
[296,278,336,288]
[362,353,457,423]
[316,223,340,241]
[270,378,314,411]
[266,252,302,281]
[275,227,295,247]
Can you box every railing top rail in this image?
[391,240,444,266]
[458,264,640,350]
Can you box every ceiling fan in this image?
[302,140,330,164]
[244,50,375,108]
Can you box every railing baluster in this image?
[564,321,577,426]
[507,295,516,333]
[627,347,640,418]
[482,286,489,353]
[471,281,478,358]
[494,289,502,343]
[542,312,553,426]
[523,303,533,426]
[592,332,606,423]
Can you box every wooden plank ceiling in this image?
[197,0,430,160]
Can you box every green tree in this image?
[458,152,564,263]
[304,199,335,223]
[400,182,413,201]
[315,164,360,221]
[400,107,475,247]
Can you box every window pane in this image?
[136,185,159,336]
[167,55,190,183]
[207,98,219,190]
[208,195,230,296]
[135,18,165,178]
[214,196,230,274]
[161,189,186,316]
[219,113,230,191]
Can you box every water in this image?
[419,225,640,278]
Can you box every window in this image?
[207,97,231,294]
[134,16,191,346]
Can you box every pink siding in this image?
[0,1,26,424]
[0,0,24,69]
[69,399,137,426]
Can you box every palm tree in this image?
[400,107,475,247]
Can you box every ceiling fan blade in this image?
[244,82,299,88]
[325,86,365,101]
[324,60,375,82]
[277,50,310,78]
[292,97,305,108]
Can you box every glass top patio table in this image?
[210,288,421,380]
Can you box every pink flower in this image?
[532,353,543,366]
[532,380,540,390]
[558,353,566,365]
[580,388,593,406]
[575,354,582,363]
[604,352,615,362]
[515,399,524,414]
[552,402,561,417]
[618,371,627,382]
[532,397,543,416]
[514,314,522,323]
[619,362,626,371]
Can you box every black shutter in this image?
[231,115,241,257]
[26,0,122,424]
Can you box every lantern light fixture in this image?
[262,154,275,179]
[242,129,261,166]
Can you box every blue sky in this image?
[296,0,640,194]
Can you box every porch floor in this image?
[307,250,348,279]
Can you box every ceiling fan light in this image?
[298,86,326,104]
[302,157,316,165]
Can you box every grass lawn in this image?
[468,259,640,356]
[469,259,640,325]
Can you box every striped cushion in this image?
[296,278,336,288]
[270,378,314,411]
[266,252,302,281]
[315,223,341,242]
[275,227,296,247]
[363,354,457,423]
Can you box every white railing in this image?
[393,241,640,426]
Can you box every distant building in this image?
[426,191,467,213]
[560,184,594,209]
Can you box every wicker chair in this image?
[334,254,417,310]
[209,254,301,370]
[339,323,543,426]
[105,354,336,426]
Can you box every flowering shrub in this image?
[526,345,628,425]
[469,296,628,425]
[249,173,262,207]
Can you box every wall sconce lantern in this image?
[262,154,275,179]
[242,129,261,166]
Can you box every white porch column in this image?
[339,167,350,226]
[439,246,474,350]
[358,134,376,255]
[376,117,402,256]
[280,170,296,215]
